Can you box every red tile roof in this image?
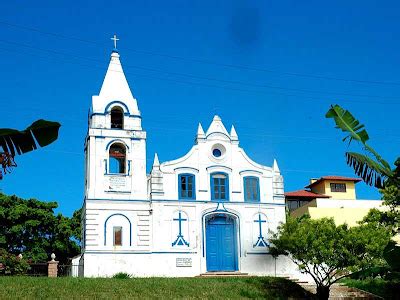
[284,190,330,198]
[305,176,362,188]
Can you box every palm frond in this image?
[346,152,392,188]
[363,144,392,171]
[0,120,61,156]
[326,104,369,144]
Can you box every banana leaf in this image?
[0,120,61,156]
[346,152,392,188]
[326,105,391,171]
[326,104,369,144]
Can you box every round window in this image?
[211,143,226,159]
[212,148,222,158]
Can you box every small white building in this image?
[80,48,298,277]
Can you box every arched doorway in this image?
[205,214,238,271]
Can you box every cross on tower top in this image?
[111,34,119,50]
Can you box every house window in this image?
[330,183,346,192]
[179,174,196,200]
[211,173,229,201]
[111,107,123,129]
[113,226,122,246]
[109,143,126,174]
[287,199,311,212]
[244,176,260,202]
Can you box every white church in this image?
[79,45,299,277]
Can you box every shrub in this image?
[112,272,131,279]
[0,249,30,275]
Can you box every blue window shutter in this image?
[244,176,260,202]
[178,174,196,200]
[210,172,229,201]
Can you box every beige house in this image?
[285,176,383,227]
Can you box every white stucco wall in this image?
[80,50,300,279]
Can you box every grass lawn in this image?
[0,276,313,299]
[342,278,400,299]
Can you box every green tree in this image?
[0,193,80,263]
[70,208,82,243]
[0,119,61,179]
[270,215,390,300]
[326,104,400,275]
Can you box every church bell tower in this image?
[84,40,147,200]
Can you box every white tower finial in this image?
[153,153,160,167]
[230,125,238,141]
[273,159,280,173]
[195,123,206,144]
[197,123,205,136]
[111,34,119,50]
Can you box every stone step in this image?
[197,271,250,277]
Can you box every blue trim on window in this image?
[105,139,130,151]
[174,167,199,173]
[178,173,196,200]
[239,170,263,175]
[91,112,142,118]
[244,176,260,202]
[206,165,232,172]
[104,213,132,246]
[210,172,229,201]
[104,101,130,114]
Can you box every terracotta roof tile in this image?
[284,190,330,198]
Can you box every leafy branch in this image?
[326,104,392,188]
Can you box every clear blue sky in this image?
[1,1,399,216]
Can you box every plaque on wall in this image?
[108,176,127,191]
[176,257,192,267]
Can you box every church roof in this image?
[98,50,139,114]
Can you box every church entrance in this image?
[205,214,238,271]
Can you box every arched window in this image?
[179,174,196,200]
[210,172,229,201]
[244,176,260,202]
[111,106,123,129]
[109,143,126,174]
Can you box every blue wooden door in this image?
[206,215,237,271]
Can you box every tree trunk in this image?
[316,285,330,300]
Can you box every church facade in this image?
[80,49,297,277]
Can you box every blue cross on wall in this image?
[172,211,189,247]
[253,214,268,247]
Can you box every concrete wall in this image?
[291,198,383,226]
